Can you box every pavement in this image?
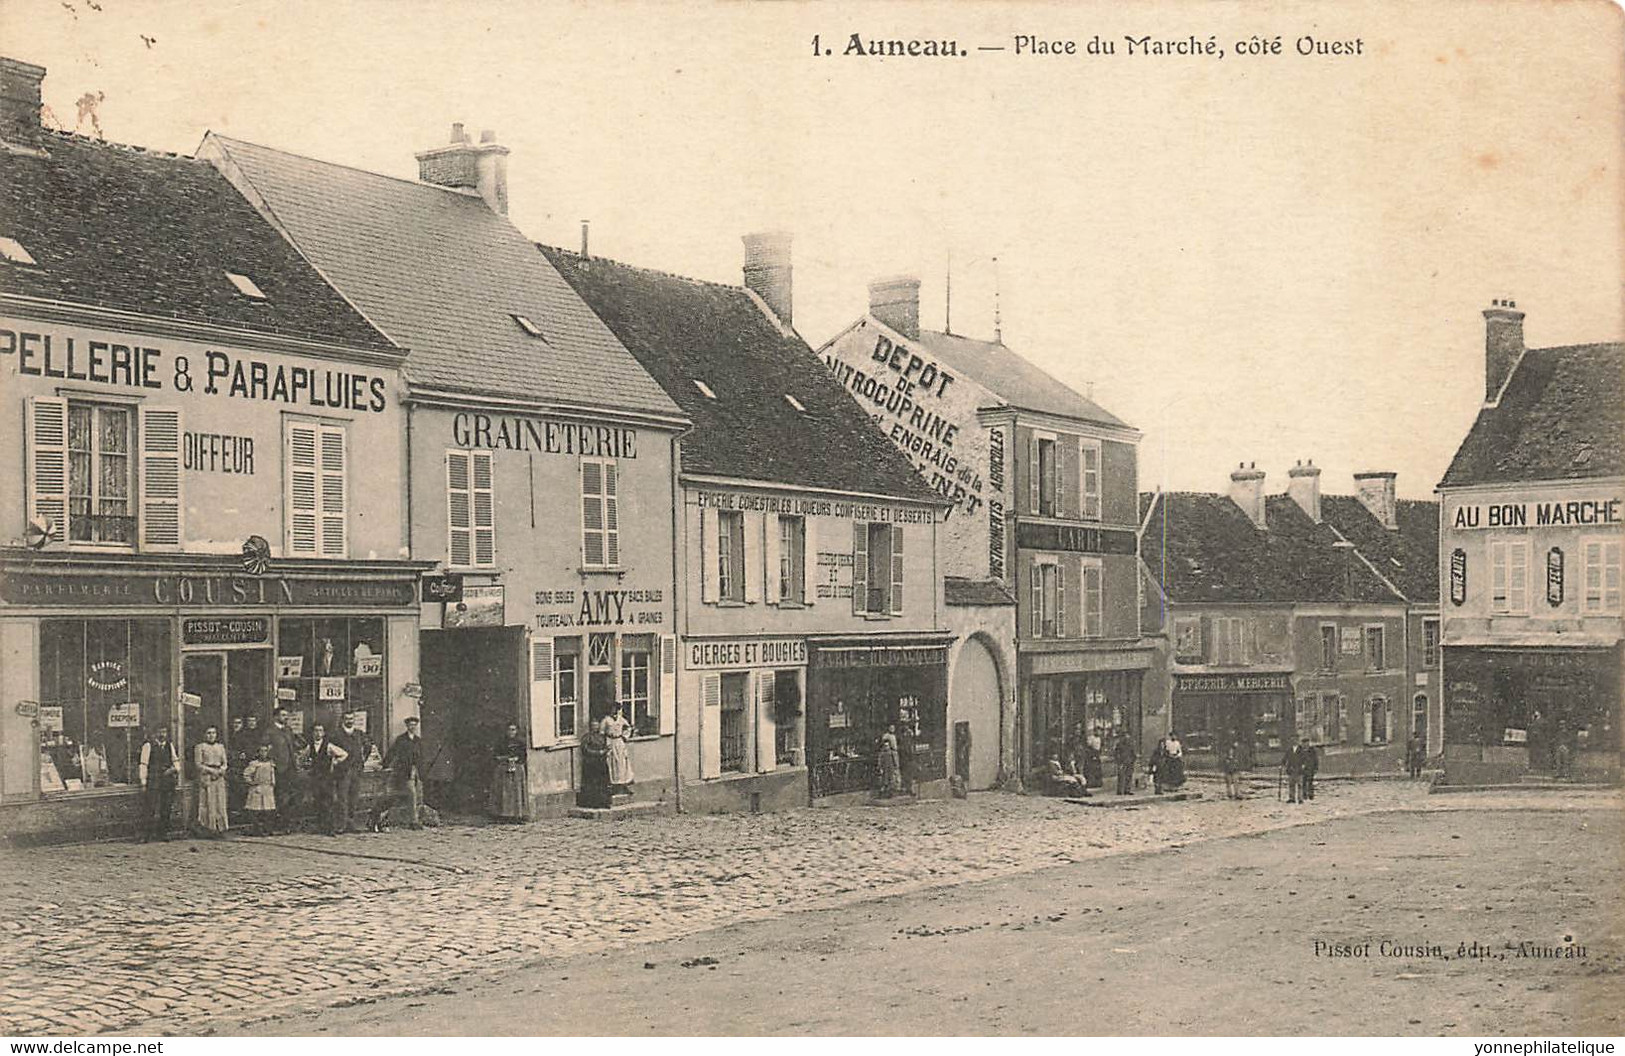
[0,778,1617,1036]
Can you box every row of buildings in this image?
[1,57,1618,841]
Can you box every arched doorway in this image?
[949,635,1002,790]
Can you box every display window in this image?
[275,617,386,754]
[808,664,946,795]
[37,619,173,794]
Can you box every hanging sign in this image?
[107,702,141,727]
[276,687,298,702]
[1449,549,1467,606]
[354,654,383,678]
[422,573,464,603]
[1546,547,1564,607]
[401,682,423,700]
[15,700,39,718]
[179,692,202,709]
[277,656,304,679]
[319,677,346,701]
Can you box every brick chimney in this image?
[1287,460,1322,523]
[1354,470,1399,530]
[1483,298,1525,403]
[742,231,793,326]
[0,57,46,152]
[415,123,510,214]
[869,275,921,340]
[1228,462,1266,530]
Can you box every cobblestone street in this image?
[1,781,1617,1036]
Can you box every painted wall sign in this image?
[1339,627,1363,655]
[0,571,418,608]
[1,328,389,411]
[694,490,935,524]
[184,432,256,474]
[688,638,808,670]
[532,586,665,629]
[87,660,127,692]
[1015,522,1137,556]
[183,617,270,646]
[811,645,948,669]
[422,573,464,603]
[1546,547,1564,607]
[988,427,1006,580]
[451,412,636,458]
[445,585,506,629]
[1449,498,1622,530]
[1450,548,1467,606]
[1175,673,1292,693]
[815,552,854,599]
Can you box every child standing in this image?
[243,743,277,837]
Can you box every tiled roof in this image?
[885,324,1130,429]
[540,247,943,502]
[945,577,1017,606]
[1321,495,1439,604]
[0,131,394,352]
[203,135,682,419]
[1439,342,1624,488]
[1139,491,1403,605]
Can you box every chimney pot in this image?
[741,231,793,326]
[417,123,511,214]
[0,57,47,151]
[1228,463,1267,530]
[450,122,466,142]
[868,275,922,340]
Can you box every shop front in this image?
[1169,670,1294,769]
[0,553,426,842]
[683,635,808,813]
[1443,644,1622,783]
[805,636,951,799]
[1020,648,1150,787]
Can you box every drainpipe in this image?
[669,431,683,815]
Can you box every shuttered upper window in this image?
[581,458,620,569]
[447,450,495,568]
[26,396,182,551]
[853,522,904,617]
[286,420,347,558]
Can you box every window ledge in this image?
[714,599,749,608]
[774,601,809,610]
[579,566,627,576]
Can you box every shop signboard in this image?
[1340,627,1362,655]
[688,638,807,670]
[445,585,505,628]
[183,617,270,646]
[1450,548,1467,606]
[0,571,418,608]
[422,573,464,603]
[15,700,39,719]
[1014,522,1137,556]
[1175,673,1292,693]
[1449,497,1621,530]
[1546,547,1564,606]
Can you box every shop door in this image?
[182,653,226,779]
[419,626,526,810]
[948,637,1000,789]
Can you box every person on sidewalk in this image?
[488,722,528,822]
[193,725,229,838]
[1149,737,1167,794]
[1113,731,1137,795]
[1406,734,1425,779]
[385,716,426,829]
[305,723,350,836]
[1222,740,1244,800]
[1283,740,1304,803]
[138,726,181,842]
[1164,731,1186,791]
[242,743,277,837]
[265,707,300,833]
[1299,739,1320,800]
[333,713,366,832]
[876,724,902,798]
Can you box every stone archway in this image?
[948,633,1004,790]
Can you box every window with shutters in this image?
[285,420,346,558]
[580,458,620,569]
[620,640,655,736]
[1423,619,1440,667]
[854,521,904,616]
[1364,624,1387,671]
[1214,616,1249,665]
[716,511,746,602]
[777,516,805,605]
[1037,437,1057,516]
[446,450,495,568]
[1079,440,1102,521]
[1582,537,1622,614]
[554,642,580,740]
[1319,624,1338,672]
[1490,538,1530,614]
[68,401,134,545]
[1032,557,1059,638]
[1081,560,1103,638]
[1366,694,1390,745]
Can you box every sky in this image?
[5,0,1621,500]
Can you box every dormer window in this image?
[693,380,717,400]
[0,236,38,266]
[511,313,547,340]
[224,271,267,299]
[784,394,807,413]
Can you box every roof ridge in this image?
[539,244,744,293]
[209,133,478,200]
[34,126,203,163]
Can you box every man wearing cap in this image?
[385,716,425,830]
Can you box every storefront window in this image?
[275,617,386,750]
[38,619,172,794]
[620,635,656,736]
[808,659,947,795]
[773,669,803,765]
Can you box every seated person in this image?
[1045,757,1089,797]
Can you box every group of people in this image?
[1148,732,1186,794]
[1282,738,1321,803]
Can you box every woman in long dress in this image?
[877,724,902,797]
[1164,731,1186,790]
[600,705,634,793]
[488,722,528,821]
[194,725,229,836]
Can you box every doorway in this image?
[181,650,271,777]
[418,626,526,810]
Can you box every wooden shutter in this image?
[1061,556,1081,638]
[318,424,346,557]
[851,522,869,615]
[658,635,677,736]
[529,635,556,748]
[446,451,472,567]
[1081,443,1102,520]
[1083,563,1103,638]
[743,512,762,603]
[603,461,619,567]
[581,460,604,567]
[1058,435,1078,519]
[755,670,777,773]
[472,452,495,566]
[700,672,722,778]
[138,406,182,551]
[286,421,319,556]
[764,514,782,604]
[26,396,69,543]
[889,525,904,615]
[1028,433,1040,513]
[700,507,720,604]
[802,516,816,605]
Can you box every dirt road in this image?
[246,801,1623,1036]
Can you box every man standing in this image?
[306,723,350,836]
[333,713,365,833]
[385,716,425,830]
[1299,738,1320,801]
[138,726,181,842]
[1222,740,1243,800]
[1406,734,1425,779]
[1283,739,1303,804]
[1112,731,1136,795]
[265,707,300,833]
